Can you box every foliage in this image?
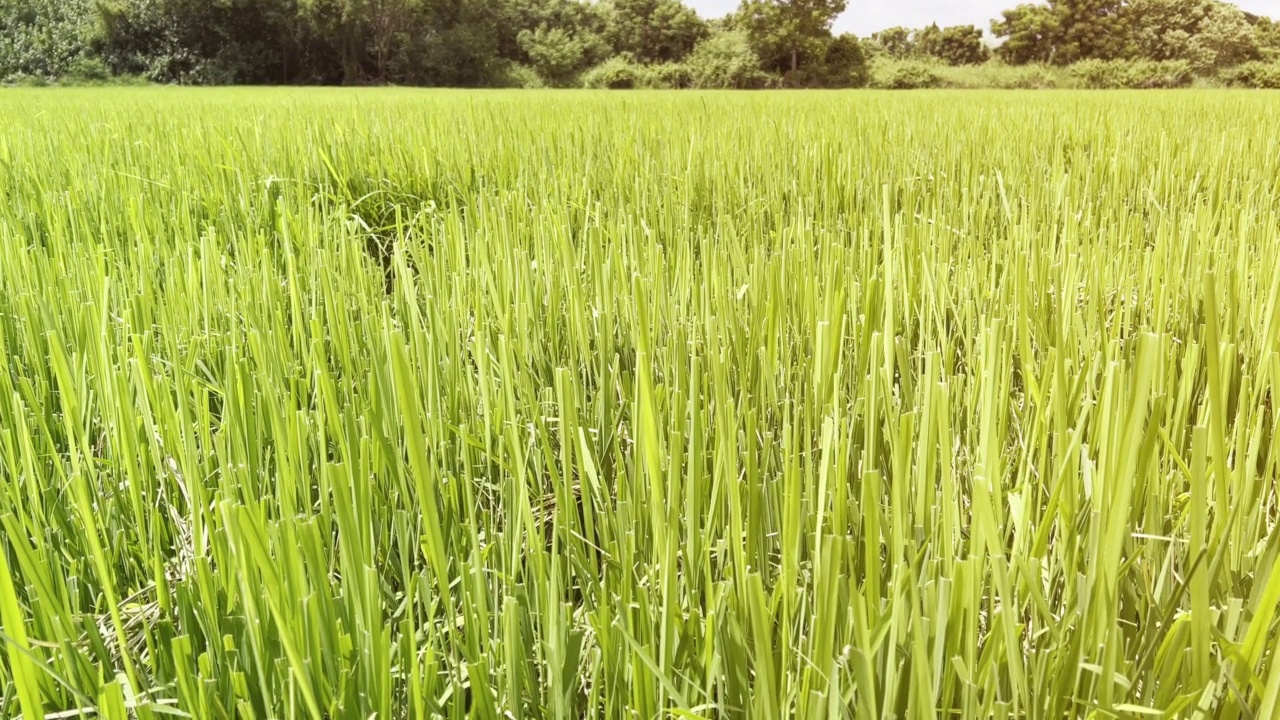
[60,57,114,84]
[2,72,50,86]
[96,0,314,84]
[639,60,692,87]
[912,23,943,59]
[992,0,1261,71]
[1193,2,1261,71]
[492,60,547,87]
[581,54,641,87]
[738,0,846,73]
[991,4,1059,65]
[4,0,1280,87]
[1255,17,1280,60]
[923,24,990,66]
[604,0,706,64]
[870,58,942,88]
[1127,0,1260,73]
[821,33,869,86]
[869,26,913,59]
[1052,0,1130,63]
[932,60,1070,88]
[1219,59,1280,87]
[684,28,773,87]
[582,55,697,88]
[1070,58,1195,88]
[390,0,506,86]
[1126,0,1216,63]
[497,0,608,66]
[0,0,96,81]
[783,33,867,87]
[518,23,607,86]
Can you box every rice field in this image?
[1,88,1279,719]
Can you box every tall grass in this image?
[0,87,1279,719]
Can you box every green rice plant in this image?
[0,87,1278,719]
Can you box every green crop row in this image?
[0,88,1278,719]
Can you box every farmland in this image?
[1,88,1279,718]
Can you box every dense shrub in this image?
[581,56,640,88]
[0,0,97,81]
[781,68,826,88]
[822,34,870,88]
[639,62,691,88]
[933,62,1068,89]
[493,63,546,89]
[1219,61,1280,88]
[1070,59,1194,88]
[685,30,774,89]
[871,60,942,89]
[60,57,114,85]
[2,72,50,87]
[916,24,991,66]
[581,58,695,89]
[776,35,869,88]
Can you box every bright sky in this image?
[687,0,1280,36]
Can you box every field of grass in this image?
[0,88,1279,719]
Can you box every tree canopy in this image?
[737,0,847,73]
[990,0,1268,69]
[0,0,1277,87]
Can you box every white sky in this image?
[687,0,1280,36]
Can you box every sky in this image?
[686,0,1280,36]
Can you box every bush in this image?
[1219,61,1280,89]
[934,62,1069,89]
[986,63,1067,89]
[871,60,942,89]
[1070,59,1194,89]
[821,34,870,88]
[581,56,641,88]
[2,73,51,87]
[0,0,97,82]
[580,58,694,90]
[781,68,827,88]
[685,30,774,89]
[60,57,114,85]
[638,63,691,89]
[869,58,1071,90]
[493,63,546,89]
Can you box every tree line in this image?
[2,0,1278,88]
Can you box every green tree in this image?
[1191,1,1260,71]
[1126,0,1260,71]
[1249,15,1280,59]
[820,32,868,86]
[496,0,608,78]
[934,25,989,65]
[0,0,96,80]
[991,3,1059,65]
[738,0,847,73]
[295,0,390,84]
[1051,0,1129,63]
[97,0,297,83]
[366,0,423,81]
[518,24,609,85]
[1125,0,1213,63]
[913,24,943,59]
[604,0,707,63]
[684,27,771,87]
[518,25,582,84]
[95,0,503,86]
[869,26,913,59]
[386,0,504,86]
